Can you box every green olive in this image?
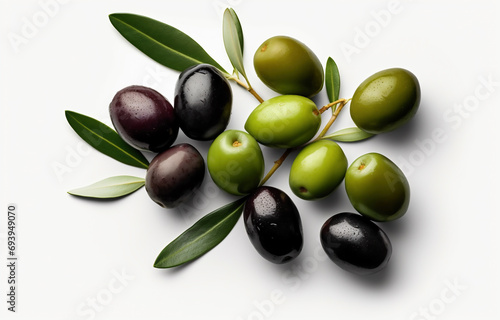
[244,95,321,149]
[345,152,410,222]
[350,68,420,134]
[254,36,324,98]
[289,140,347,200]
[207,130,265,196]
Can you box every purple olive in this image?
[174,64,232,140]
[320,212,392,275]
[243,186,303,264]
[145,144,205,208]
[109,85,178,152]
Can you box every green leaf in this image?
[223,8,247,80]
[68,176,145,198]
[324,127,375,142]
[154,198,246,268]
[65,110,149,169]
[325,57,341,112]
[109,13,227,74]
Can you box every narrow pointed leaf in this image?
[325,57,341,113]
[68,176,145,198]
[226,8,244,55]
[223,8,247,80]
[324,127,375,142]
[109,13,227,74]
[154,198,246,268]
[65,110,149,169]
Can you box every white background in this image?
[1,0,499,319]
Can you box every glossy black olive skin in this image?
[243,186,303,264]
[109,85,178,152]
[174,64,232,140]
[145,144,205,209]
[320,212,392,275]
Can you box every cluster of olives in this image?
[109,34,420,276]
[109,64,232,208]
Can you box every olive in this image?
[207,130,265,196]
[254,36,324,97]
[345,152,410,222]
[174,64,232,140]
[109,85,178,152]
[289,140,347,200]
[350,68,420,134]
[320,212,392,275]
[145,144,205,208]
[244,186,303,264]
[244,95,321,148]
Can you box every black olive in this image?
[243,186,303,264]
[109,85,178,152]
[145,144,205,208]
[320,212,392,275]
[174,64,232,140]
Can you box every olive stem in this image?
[317,98,346,114]
[229,76,264,103]
[316,99,350,139]
[257,98,350,187]
[258,148,292,187]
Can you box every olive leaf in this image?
[65,110,149,169]
[154,198,246,268]
[226,8,244,53]
[223,8,248,82]
[325,57,341,113]
[323,127,374,142]
[68,176,145,198]
[109,13,228,74]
